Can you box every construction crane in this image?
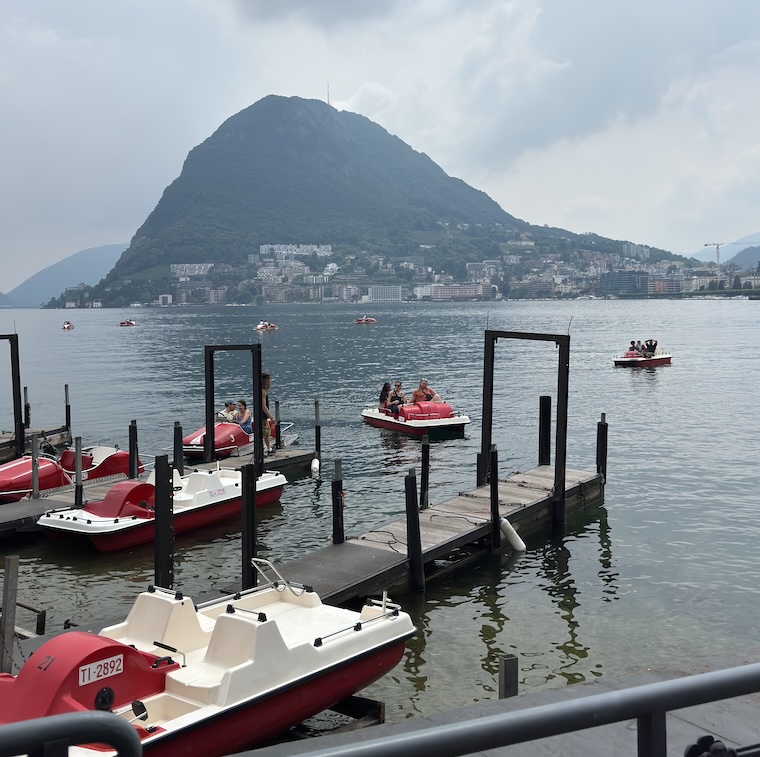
[704,242,726,287]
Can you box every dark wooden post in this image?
[498,654,519,698]
[331,459,344,545]
[64,384,71,434]
[490,445,501,549]
[74,436,83,509]
[173,422,184,476]
[314,400,322,464]
[241,464,258,590]
[0,555,19,673]
[596,412,608,482]
[274,400,281,450]
[153,454,174,589]
[405,468,425,592]
[203,346,216,464]
[23,387,30,429]
[552,335,570,526]
[419,435,430,510]
[478,331,497,486]
[538,395,551,466]
[128,420,139,479]
[30,434,39,499]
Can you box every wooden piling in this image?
[153,454,174,589]
[0,555,19,673]
[241,464,258,590]
[332,459,344,545]
[596,412,608,482]
[405,469,425,592]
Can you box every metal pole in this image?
[275,400,282,450]
[0,555,19,673]
[23,387,30,429]
[596,412,608,482]
[419,435,430,510]
[405,469,425,592]
[241,464,257,590]
[128,420,139,479]
[490,445,500,549]
[74,436,83,508]
[538,395,551,466]
[331,459,344,545]
[252,346,263,472]
[153,454,174,589]
[173,422,184,476]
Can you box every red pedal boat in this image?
[37,467,287,551]
[613,349,672,367]
[182,420,298,461]
[0,446,140,504]
[0,560,415,756]
[354,315,377,324]
[361,400,470,437]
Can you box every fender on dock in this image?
[499,517,526,552]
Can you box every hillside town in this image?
[60,237,760,309]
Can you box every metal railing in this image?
[289,660,760,757]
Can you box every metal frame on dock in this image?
[478,329,570,524]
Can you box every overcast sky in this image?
[2,0,759,292]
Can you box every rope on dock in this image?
[457,491,526,508]
[354,530,407,553]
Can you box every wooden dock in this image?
[251,464,603,604]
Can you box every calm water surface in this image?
[0,300,758,721]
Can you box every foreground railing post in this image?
[241,464,258,589]
[128,420,139,479]
[153,454,174,589]
[419,435,430,510]
[331,459,344,545]
[405,468,425,592]
[173,422,184,476]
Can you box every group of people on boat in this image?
[627,339,658,357]
[217,372,276,454]
[378,379,442,414]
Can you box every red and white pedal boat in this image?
[0,446,140,504]
[255,320,277,331]
[361,400,470,437]
[37,467,287,551]
[182,420,298,461]
[354,315,377,324]
[613,349,672,367]
[0,560,415,756]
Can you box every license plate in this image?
[78,654,123,686]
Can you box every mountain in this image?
[4,244,126,307]
[89,95,530,303]
[690,233,760,264]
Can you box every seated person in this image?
[644,338,658,356]
[379,382,392,412]
[411,379,441,404]
[237,399,253,434]
[218,400,239,422]
[389,381,406,413]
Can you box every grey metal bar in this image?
[489,445,500,549]
[478,332,496,486]
[419,435,430,510]
[553,335,570,526]
[203,346,215,463]
[173,421,184,476]
[332,459,344,545]
[596,412,608,481]
[6,335,25,458]
[128,420,139,479]
[315,399,322,463]
[30,433,39,499]
[23,386,30,429]
[252,347,264,473]
[74,436,83,508]
[275,399,282,449]
[538,394,551,466]
[292,659,760,757]
[153,454,174,589]
[405,468,424,592]
[0,710,142,757]
[64,383,71,433]
[241,463,258,589]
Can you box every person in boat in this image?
[411,379,441,404]
[379,382,392,412]
[219,400,239,422]
[237,399,253,434]
[644,338,658,356]
[389,381,407,413]
[262,372,275,454]
[634,340,644,353]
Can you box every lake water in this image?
[0,299,758,722]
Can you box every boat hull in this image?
[38,470,286,551]
[361,403,470,438]
[614,352,672,367]
[182,422,254,460]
